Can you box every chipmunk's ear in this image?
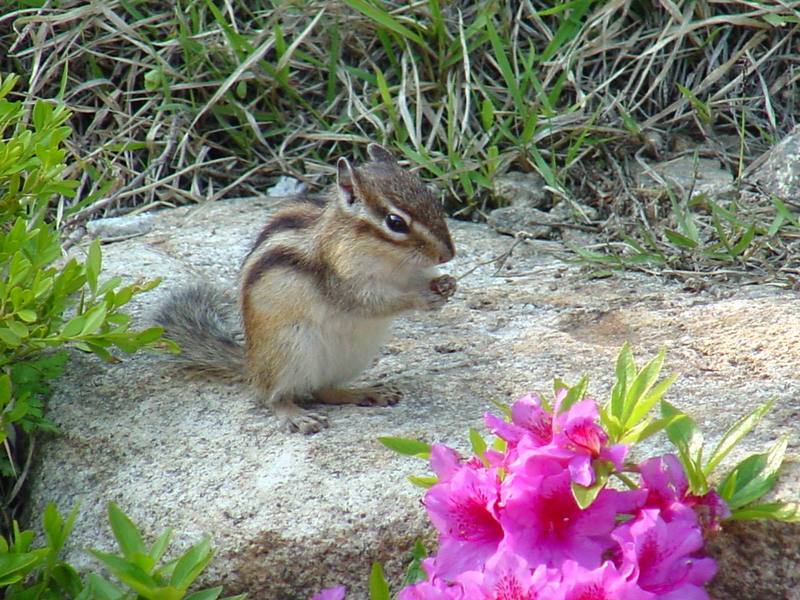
[367,143,396,164]
[336,157,358,208]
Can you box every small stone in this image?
[751,125,800,200]
[492,171,548,209]
[635,156,736,201]
[549,200,599,222]
[266,176,307,197]
[86,214,154,240]
[487,206,553,238]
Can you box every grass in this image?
[1,0,799,285]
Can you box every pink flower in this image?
[611,509,716,599]
[552,400,628,487]
[398,581,465,600]
[501,469,646,568]
[310,586,346,600]
[457,551,561,599]
[423,462,504,578]
[639,455,729,532]
[508,400,627,488]
[397,395,720,600]
[430,444,465,482]
[485,393,553,448]
[399,562,467,600]
[556,560,654,600]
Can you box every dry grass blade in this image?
[1,0,798,284]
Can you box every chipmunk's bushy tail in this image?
[154,283,246,380]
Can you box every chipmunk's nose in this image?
[438,237,455,263]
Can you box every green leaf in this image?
[619,414,685,445]
[0,375,11,407]
[86,238,102,294]
[489,398,513,418]
[484,18,525,124]
[185,588,224,600]
[342,0,425,46]
[771,195,800,228]
[571,466,610,509]
[378,437,431,458]
[469,427,487,461]
[677,83,711,123]
[729,501,800,522]
[621,348,669,427]
[80,303,108,335]
[661,400,707,493]
[15,309,36,323]
[51,562,85,597]
[402,540,428,586]
[480,98,495,131]
[704,399,774,477]
[149,528,173,564]
[7,319,28,339]
[557,375,588,414]
[762,12,789,26]
[107,502,146,559]
[664,229,699,249]
[170,537,213,590]
[61,315,86,338]
[730,224,755,257]
[722,436,788,509]
[623,372,677,432]
[89,550,157,596]
[610,343,635,421]
[407,475,438,489]
[137,326,165,345]
[0,328,21,347]
[368,562,390,600]
[540,0,592,62]
[10,522,33,553]
[43,502,79,553]
[0,553,42,585]
[84,574,127,600]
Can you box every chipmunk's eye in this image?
[385,213,410,234]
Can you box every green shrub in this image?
[0,502,244,599]
[0,72,166,483]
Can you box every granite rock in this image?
[27,197,800,599]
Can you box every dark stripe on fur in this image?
[246,210,320,260]
[244,246,328,290]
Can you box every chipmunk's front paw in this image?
[424,275,457,310]
[431,275,457,299]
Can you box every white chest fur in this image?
[280,305,393,394]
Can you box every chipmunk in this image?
[155,144,456,434]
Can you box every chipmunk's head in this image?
[334,143,455,269]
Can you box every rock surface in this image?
[28,197,800,599]
[634,155,736,200]
[753,124,800,200]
